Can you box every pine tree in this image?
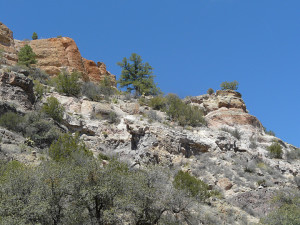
[32,32,38,40]
[17,44,37,67]
[117,53,161,96]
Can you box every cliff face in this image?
[0,22,18,65]
[0,22,115,83]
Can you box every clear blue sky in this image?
[1,0,299,147]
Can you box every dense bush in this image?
[149,95,166,110]
[220,80,239,90]
[81,78,115,101]
[53,70,81,96]
[165,94,206,127]
[28,67,50,84]
[42,96,64,122]
[17,44,37,67]
[173,170,211,201]
[0,111,62,148]
[0,112,24,132]
[22,112,62,147]
[148,94,206,127]
[260,189,300,225]
[268,141,283,159]
[207,88,214,95]
[33,80,45,100]
[49,132,92,162]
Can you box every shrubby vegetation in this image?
[52,70,81,96]
[17,44,37,67]
[149,94,206,127]
[207,88,214,95]
[221,127,242,140]
[0,111,61,148]
[42,96,65,122]
[263,126,276,136]
[81,76,116,101]
[267,141,283,159]
[260,189,300,225]
[220,80,239,90]
[173,170,211,201]
[0,156,217,224]
[49,132,92,162]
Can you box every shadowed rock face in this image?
[0,70,35,110]
[0,22,116,84]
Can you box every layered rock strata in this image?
[0,22,115,84]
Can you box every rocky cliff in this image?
[0,22,115,83]
[0,22,299,224]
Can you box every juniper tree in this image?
[117,53,160,96]
[32,32,38,40]
[17,44,37,67]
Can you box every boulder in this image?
[217,178,233,190]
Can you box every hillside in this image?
[0,22,299,225]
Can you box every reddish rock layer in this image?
[0,22,115,84]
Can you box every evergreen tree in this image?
[117,53,160,96]
[17,44,37,67]
[32,32,38,40]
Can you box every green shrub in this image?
[149,94,205,127]
[28,68,50,84]
[22,112,62,147]
[260,190,300,225]
[149,95,166,110]
[53,70,81,96]
[268,141,283,159]
[221,127,241,140]
[263,127,276,136]
[173,170,210,201]
[42,97,64,122]
[17,44,37,67]
[0,112,24,132]
[81,79,115,101]
[33,80,45,100]
[207,88,214,95]
[220,80,238,90]
[108,112,119,124]
[98,152,110,161]
[49,132,92,162]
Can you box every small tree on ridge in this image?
[117,53,160,96]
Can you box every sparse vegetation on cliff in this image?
[42,96,65,122]
[220,80,239,90]
[53,70,81,96]
[268,141,283,159]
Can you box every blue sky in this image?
[1,0,299,147]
